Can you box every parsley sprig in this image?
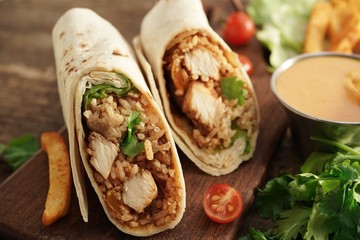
[120,111,144,158]
[240,137,360,240]
[221,76,248,106]
[0,134,39,170]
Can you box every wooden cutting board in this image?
[0,35,288,239]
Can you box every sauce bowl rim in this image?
[270,52,360,125]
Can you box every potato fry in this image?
[353,40,360,54]
[304,0,360,54]
[41,131,71,225]
[303,1,332,53]
[327,0,360,52]
[327,0,353,40]
[345,71,360,104]
[328,14,360,53]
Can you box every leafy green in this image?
[121,111,144,157]
[246,0,317,69]
[82,73,133,110]
[255,174,295,220]
[231,127,251,154]
[220,76,248,106]
[238,228,271,240]
[0,134,39,170]
[272,206,310,240]
[242,137,360,240]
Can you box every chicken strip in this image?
[122,169,158,213]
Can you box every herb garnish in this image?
[221,76,248,106]
[0,134,39,170]
[82,73,133,110]
[120,111,144,157]
[231,126,251,154]
[240,137,360,240]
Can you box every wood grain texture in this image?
[0,0,289,239]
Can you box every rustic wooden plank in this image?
[0,41,287,239]
[0,0,289,239]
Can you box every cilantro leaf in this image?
[320,186,360,239]
[121,135,144,158]
[126,111,141,143]
[301,152,333,174]
[248,136,360,240]
[288,173,318,202]
[0,134,39,170]
[238,228,271,240]
[272,206,311,240]
[121,111,144,157]
[303,203,329,240]
[220,76,248,106]
[255,174,295,220]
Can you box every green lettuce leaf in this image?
[247,0,317,69]
[83,73,133,110]
[0,134,39,170]
[231,127,251,154]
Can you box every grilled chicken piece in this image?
[170,60,189,97]
[184,48,220,80]
[84,97,124,140]
[122,169,158,213]
[182,81,223,131]
[88,132,118,179]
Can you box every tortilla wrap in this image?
[134,0,260,176]
[52,8,185,236]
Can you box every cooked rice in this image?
[84,90,181,229]
[163,30,258,151]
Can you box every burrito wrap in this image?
[136,0,260,176]
[53,8,185,236]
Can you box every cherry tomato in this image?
[238,54,254,76]
[202,183,244,224]
[223,12,255,46]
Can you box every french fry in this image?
[327,0,360,52]
[41,131,71,225]
[327,0,352,40]
[345,71,360,105]
[353,40,360,54]
[304,0,360,54]
[328,17,360,52]
[303,1,332,53]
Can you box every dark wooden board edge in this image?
[0,117,287,240]
[0,98,287,240]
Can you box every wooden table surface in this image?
[0,0,303,239]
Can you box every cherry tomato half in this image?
[202,183,244,224]
[223,12,255,46]
[238,54,254,76]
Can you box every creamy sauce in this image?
[275,56,360,122]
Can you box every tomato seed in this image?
[211,203,219,210]
[227,204,234,212]
[211,195,221,202]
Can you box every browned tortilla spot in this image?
[80,42,88,48]
[112,49,128,57]
[59,31,65,39]
[68,66,75,73]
